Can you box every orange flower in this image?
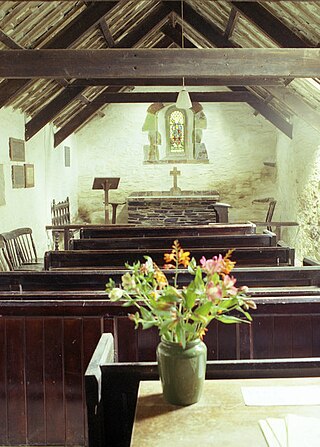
[178,249,190,267]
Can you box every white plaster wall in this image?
[276,117,320,262]
[76,101,277,223]
[0,107,79,256]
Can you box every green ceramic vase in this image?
[156,338,207,406]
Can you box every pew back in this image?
[71,231,276,250]
[44,246,295,270]
[80,222,257,239]
[1,265,320,291]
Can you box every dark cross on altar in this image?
[170,167,182,195]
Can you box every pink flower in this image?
[200,255,224,274]
[206,280,223,301]
[223,275,238,296]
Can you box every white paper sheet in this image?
[266,418,287,447]
[286,414,320,447]
[241,385,320,406]
[259,420,282,447]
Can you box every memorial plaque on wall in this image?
[12,165,25,188]
[24,164,34,188]
[0,164,5,205]
[9,137,25,162]
[64,146,71,167]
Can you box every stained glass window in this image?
[169,110,185,153]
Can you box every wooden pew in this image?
[44,246,295,270]
[0,265,320,291]
[1,288,320,445]
[85,333,320,447]
[80,222,257,239]
[70,231,276,250]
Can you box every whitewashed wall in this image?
[276,117,320,262]
[76,101,277,223]
[0,107,78,256]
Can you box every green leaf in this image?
[194,301,212,317]
[176,322,186,349]
[216,314,248,324]
[187,257,197,274]
[140,307,154,321]
[184,287,197,309]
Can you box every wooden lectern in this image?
[92,177,120,224]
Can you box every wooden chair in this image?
[0,236,13,271]
[266,200,277,232]
[1,227,42,270]
[51,197,70,225]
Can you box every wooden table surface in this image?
[130,378,320,446]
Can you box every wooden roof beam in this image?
[66,91,254,104]
[67,77,287,87]
[230,1,312,47]
[1,48,319,79]
[25,3,171,141]
[0,1,117,108]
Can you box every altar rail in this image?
[85,333,320,447]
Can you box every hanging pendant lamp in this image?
[176,1,192,109]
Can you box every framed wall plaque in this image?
[9,137,25,162]
[64,146,71,167]
[24,164,35,188]
[12,165,25,188]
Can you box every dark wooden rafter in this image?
[161,7,293,138]
[0,1,117,108]
[224,7,239,39]
[25,2,171,141]
[164,1,233,48]
[83,0,115,47]
[0,29,23,49]
[99,19,115,47]
[230,1,311,47]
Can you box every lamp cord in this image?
[181,0,185,88]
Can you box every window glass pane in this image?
[169,110,185,153]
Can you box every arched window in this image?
[142,102,208,163]
[169,110,186,155]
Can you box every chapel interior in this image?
[0,0,320,446]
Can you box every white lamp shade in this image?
[176,88,192,109]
